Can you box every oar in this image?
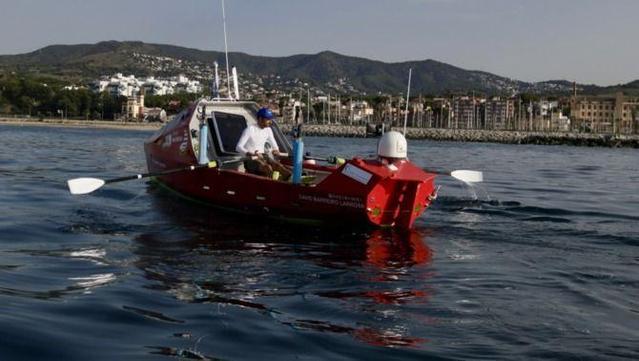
[67,161,223,195]
[426,169,483,184]
[306,154,482,183]
[304,155,346,165]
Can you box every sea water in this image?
[0,124,637,360]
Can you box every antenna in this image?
[328,93,331,124]
[403,68,412,135]
[213,61,220,98]
[232,66,240,100]
[221,0,232,98]
[307,88,311,122]
[337,95,341,124]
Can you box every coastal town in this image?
[96,69,638,137]
[1,51,638,145]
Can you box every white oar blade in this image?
[450,170,483,183]
[67,178,106,195]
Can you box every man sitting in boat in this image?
[236,107,292,180]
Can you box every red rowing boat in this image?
[143,99,439,230]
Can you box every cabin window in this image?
[270,120,291,154]
[207,110,292,158]
[208,111,248,155]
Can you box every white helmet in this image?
[377,131,407,159]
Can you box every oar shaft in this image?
[101,158,246,186]
[305,156,345,165]
[104,164,201,185]
[67,160,236,195]
[422,168,450,176]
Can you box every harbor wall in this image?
[2,117,638,147]
[280,124,639,148]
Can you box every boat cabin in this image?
[188,101,292,165]
[147,99,334,185]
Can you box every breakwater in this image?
[282,124,639,148]
[3,117,638,147]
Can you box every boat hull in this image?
[144,156,437,230]
[143,101,437,229]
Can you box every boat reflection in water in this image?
[134,189,434,348]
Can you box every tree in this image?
[76,89,93,118]
[519,93,540,104]
[144,93,201,113]
[0,94,7,114]
[18,95,36,115]
[98,92,125,120]
[55,94,77,118]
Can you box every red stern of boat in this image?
[343,159,436,229]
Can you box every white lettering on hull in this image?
[298,193,364,209]
[342,164,372,185]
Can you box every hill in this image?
[1,41,637,95]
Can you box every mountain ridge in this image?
[1,41,636,95]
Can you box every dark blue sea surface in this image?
[0,124,637,360]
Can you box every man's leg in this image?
[257,159,274,177]
[244,158,270,176]
[267,158,292,180]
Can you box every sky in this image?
[0,0,637,86]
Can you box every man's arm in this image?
[235,127,252,155]
[266,128,280,154]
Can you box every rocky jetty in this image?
[3,117,637,148]
[280,124,639,148]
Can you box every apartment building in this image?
[483,97,515,130]
[91,74,202,97]
[570,92,639,134]
[451,96,481,129]
[348,100,374,123]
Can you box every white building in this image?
[349,100,374,122]
[536,100,560,117]
[90,73,202,96]
[90,79,110,93]
[142,77,173,96]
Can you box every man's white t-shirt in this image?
[235,124,280,155]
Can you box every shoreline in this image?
[2,117,638,148]
[0,117,162,131]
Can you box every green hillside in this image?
[1,41,637,95]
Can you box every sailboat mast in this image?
[307,88,311,123]
[221,0,232,98]
[403,68,412,135]
[328,93,331,124]
[213,61,220,98]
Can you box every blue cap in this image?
[257,107,274,120]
